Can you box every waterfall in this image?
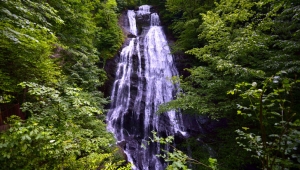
[128,10,137,36]
[107,5,186,169]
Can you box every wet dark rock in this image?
[102,56,118,100]
[127,33,137,38]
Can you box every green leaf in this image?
[22,145,27,152]
[242,127,249,131]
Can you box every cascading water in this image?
[107,5,187,169]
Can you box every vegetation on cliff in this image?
[155,0,300,169]
[0,0,128,169]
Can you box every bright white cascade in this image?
[127,10,137,36]
[107,5,186,170]
[137,5,151,16]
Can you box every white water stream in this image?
[107,5,186,169]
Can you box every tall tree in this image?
[0,0,63,102]
[164,0,215,51]
[46,0,123,91]
[0,0,130,169]
[160,0,300,168]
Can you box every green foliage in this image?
[0,0,62,100]
[0,82,130,169]
[116,0,141,10]
[162,0,300,117]
[0,0,124,97]
[208,157,218,170]
[160,0,300,169]
[94,0,124,62]
[232,75,300,169]
[150,131,218,170]
[45,0,123,91]
[165,0,215,51]
[0,0,129,168]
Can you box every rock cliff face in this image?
[104,5,219,170]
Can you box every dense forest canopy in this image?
[157,0,300,169]
[0,0,129,169]
[1,0,300,169]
